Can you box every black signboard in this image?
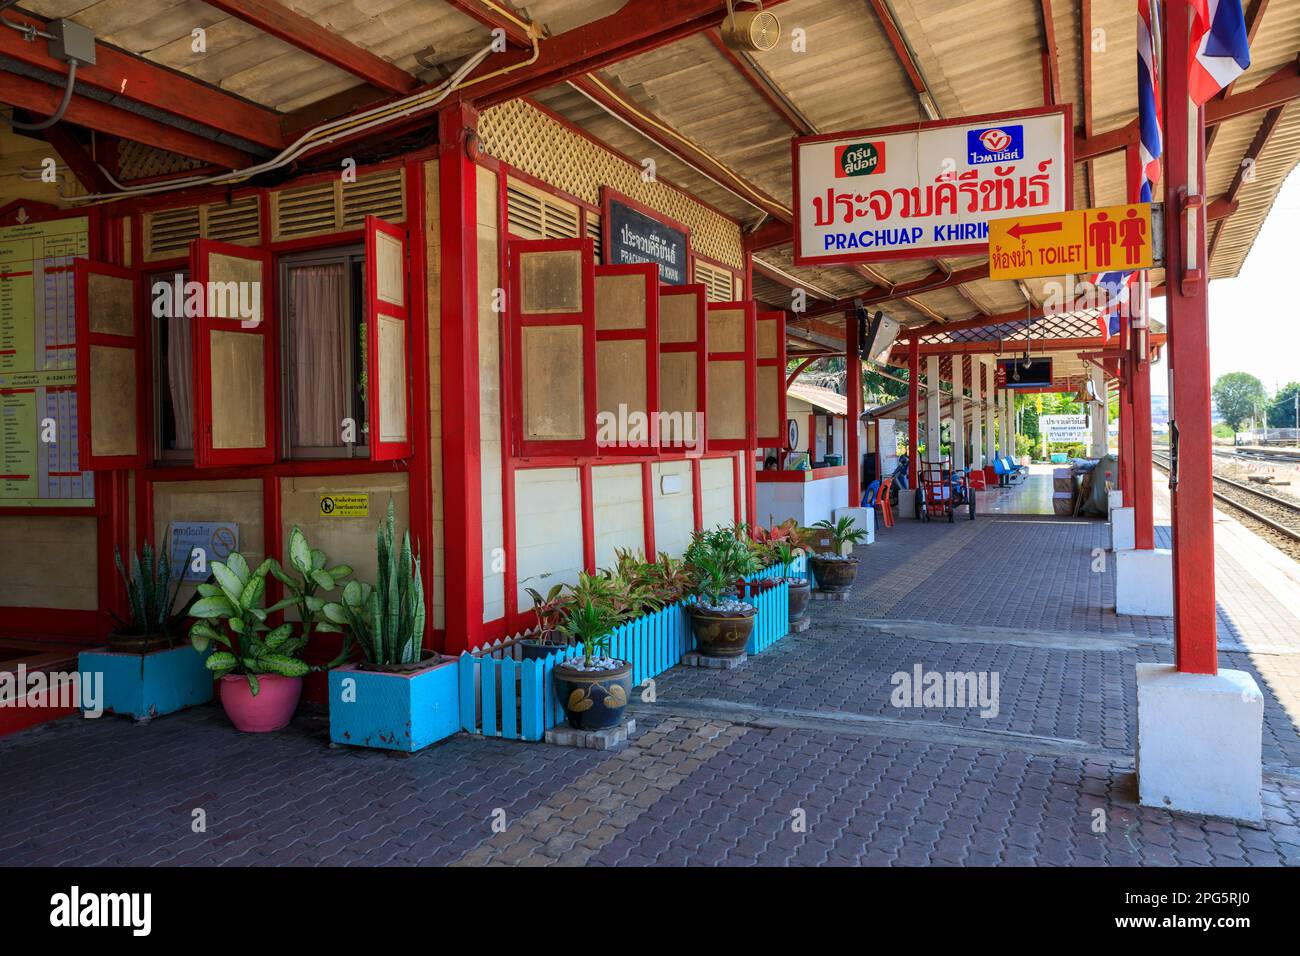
[606,195,689,286]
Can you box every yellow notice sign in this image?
[988,203,1153,281]
[319,494,368,518]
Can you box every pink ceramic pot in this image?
[219,674,302,733]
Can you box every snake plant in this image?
[322,501,426,666]
[111,541,183,639]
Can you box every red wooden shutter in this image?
[657,284,708,454]
[705,300,756,452]
[508,238,597,458]
[594,262,659,455]
[365,215,413,461]
[74,260,147,469]
[756,310,787,447]
[190,238,274,467]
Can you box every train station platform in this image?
[2,472,1297,867]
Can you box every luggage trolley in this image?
[916,457,977,523]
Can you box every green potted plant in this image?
[553,595,631,731]
[683,526,761,658]
[519,582,568,661]
[321,501,457,752]
[774,541,811,623]
[77,542,213,721]
[808,516,869,592]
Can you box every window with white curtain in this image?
[152,270,194,462]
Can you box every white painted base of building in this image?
[1110,506,1135,551]
[1136,663,1263,822]
[833,506,874,545]
[1107,489,1124,514]
[1112,548,1175,616]
[1115,547,1173,616]
[896,488,918,520]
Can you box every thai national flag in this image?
[1189,0,1251,105]
[1090,271,1136,341]
[1137,1,1163,202]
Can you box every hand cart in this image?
[917,458,977,523]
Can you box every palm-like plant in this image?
[111,542,184,642]
[558,597,619,667]
[812,516,869,554]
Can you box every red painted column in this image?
[907,337,919,487]
[1163,0,1216,674]
[1126,144,1155,549]
[438,103,484,654]
[846,306,862,507]
[1118,356,1134,501]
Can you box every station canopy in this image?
[3,0,1296,386]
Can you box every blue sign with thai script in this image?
[966,125,1024,165]
[608,198,688,285]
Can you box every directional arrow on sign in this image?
[1007,221,1063,240]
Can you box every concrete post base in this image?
[1107,489,1124,513]
[896,488,918,520]
[1136,663,1263,822]
[1115,547,1173,616]
[834,506,874,545]
[1110,506,1135,551]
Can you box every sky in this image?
[1148,165,1300,397]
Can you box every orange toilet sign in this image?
[988,203,1153,280]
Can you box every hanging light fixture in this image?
[721,0,781,52]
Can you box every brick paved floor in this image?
[3,486,1300,866]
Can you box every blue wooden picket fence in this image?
[458,562,800,742]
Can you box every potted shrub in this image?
[553,596,632,731]
[519,582,568,661]
[322,502,457,752]
[188,528,351,733]
[684,527,760,658]
[808,516,869,593]
[78,542,213,721]
[774,541,811,623]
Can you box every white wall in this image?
[591,463,644,568]
[652,460,695,557]
[514,467,584,610]
[699,457,734,530]
[478,165,505,623]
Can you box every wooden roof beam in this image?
[444,0,535,48]
[1207,0,1271,154]
[752,258,837,301]
[1208,105,1284,262]
[1038,0,1061,106]
[202,0,419,94]
[866,0,939,119]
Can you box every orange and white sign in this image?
[988,203,1153,280]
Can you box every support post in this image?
[846,305,862,507]
[925,355,942,464]
[970,354,983,470]
[984,360,997,466]
[1118,355,1135,500]
[1126,144,1156,549]
[1090,366,1107,457]
[438,104,484,654]
[908,337,920,487]
[951,355,965,472]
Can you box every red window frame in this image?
[74,259,148,470]
[507,237,597,458]
[190,238,276,468]
[657,283,708,456]
[594,262,660,455]
[705,299,756,452]
[364,215,414,462]
[756,310,788,448]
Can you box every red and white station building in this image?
[2,0,1298,816]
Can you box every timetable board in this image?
[0,217,95,507]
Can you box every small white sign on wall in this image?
[660,474,683,495]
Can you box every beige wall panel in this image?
[756,366,780,441]
[514,467,583,610]
[591,463,644,569]
[520,249,582,314]
[377,315,408,442]
[757,320,777,360]
[375,229,404,306]
[651,460,694,558]
[209,330,266,450]
[707,361,746,441]
[659,352,700,448]
[0,516,98,609]
[595,273,647,330]
[659,293,697,343]
[522,325,584,441]
[153,478,263,608]
[206,253,263,324]
[89,345,137,458]
[87,272,133,336]
[596,339,647,421]
[477,164,505,623]
[424,159,445,629]
[280,473,409,600]
[699,457,735,531]
[707,307,745,352]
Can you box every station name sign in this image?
[604,190,689,286]
[792,106,1072,266]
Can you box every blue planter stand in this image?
[329,659,459,752]
[78,645,213,721]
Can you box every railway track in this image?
[1152,454,1300,556]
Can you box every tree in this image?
[1211,372,1267,434]
[1021,400,1040,443]
[1266,381,1300,430]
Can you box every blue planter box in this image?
[329,659,459,752]
[78,644,213,721]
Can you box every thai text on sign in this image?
[988,203,1153,280]
[792,107,1071,266]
